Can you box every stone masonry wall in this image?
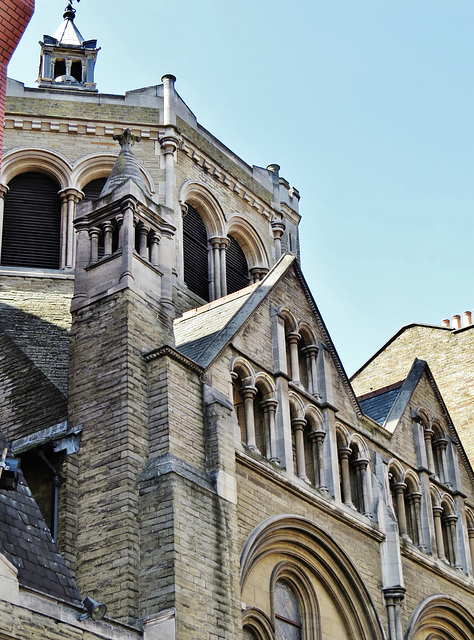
[68,289,171,624]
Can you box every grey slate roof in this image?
[174,254,296,367]
[359,387,402,426]
[0,432,81,604]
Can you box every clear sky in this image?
[8,0,474,376]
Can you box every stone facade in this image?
[0,6,473,640]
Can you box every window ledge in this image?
[0,266,74,279]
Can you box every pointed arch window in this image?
[183,203,210,301]
[226,234,250,294]
[275,579,302,640]
[2,172,61,269]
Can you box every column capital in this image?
[302,344,318,357]
[392,481,407,495]
[209,235,226,248]
[0,184,9,198]
[291,417,307,431]
[309,429,326,443]
[338,446,352,460]
[58,187,84,203]
[261,398,278,412]
[286,331,301,345]
[219,238,230,250]
[159,127,180,155]
[240,385,257,400]
[433,505,443,517]
[382,586,406,604]
[424,427,434,440]
[120,196,138,213]
[271,220,285,238]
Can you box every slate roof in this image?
[0,432,81,604]
[359,385,402,426]
[174,254,295,367]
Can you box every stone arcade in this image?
[0,5,473,640]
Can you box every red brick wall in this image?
[0,0,34,168]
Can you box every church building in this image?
[0,5,473,640]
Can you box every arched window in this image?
[274,579,302,640]
[183,203,210,301]
[466,508,474,575]
[226,234,249,295]
[243,628,259,640]
[2,172,61,268]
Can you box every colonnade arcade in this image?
[180,181,271,304]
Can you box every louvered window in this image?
[226,234,249,295]
[82,177,107,200]
[2,172,61,269]
[183,203,209,301]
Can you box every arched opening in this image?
[183,203,209,301]
[53,59,66,79]
[71,60,82,82]
[226,234,250,295]
[2,172,61,268]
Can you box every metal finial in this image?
[64,0,80,21]
[113,128,141,147]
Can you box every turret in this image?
[37,2,100,91]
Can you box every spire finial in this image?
[113,128,141,148]
[64,0,80,21]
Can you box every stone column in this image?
[72,221,91,304]
[383,587,406,640]
[271,221,285,262]
[356,458,371,516]
[433,438,449,485]
[292,418,307,479]
[241,385,258,451]
[339,447,353,507]
[447,515,461,568]
[407,492,425,549]
[424,428,435,474]
[138,224,149,260]
[116,213,123,249]
[103,221,114,256]
[0,184,9,264]
[220,238,229,296]
[286,332,301,385]
[210,237,221,299]
[262,399,279,463]
[393,482,409,539]
[150,230,161,267]
[433,506,446,561]
[310,429,327,490]
[89,227,100,263]
[302,345,318,396]
[468,527,474,575]
[59,187,82,269]
[120,197,136,283]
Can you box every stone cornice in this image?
[4,113,160,141]
[143,344,204,374]
[180,137,276,222]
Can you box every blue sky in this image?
[8,1,474,375]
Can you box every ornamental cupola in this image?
[37,1,100,91]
